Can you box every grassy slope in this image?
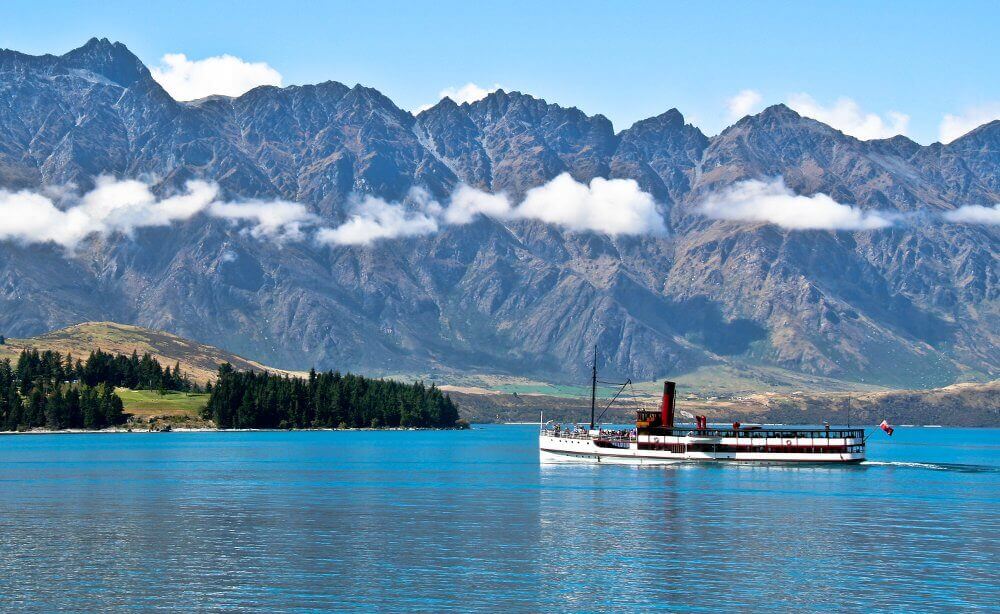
[0,321,299,385]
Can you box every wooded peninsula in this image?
[0,348,461,431]
[205,366,460,429]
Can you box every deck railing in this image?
[653,428,865,440]
[543,427,865,441]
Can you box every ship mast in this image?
[590,345,597,430]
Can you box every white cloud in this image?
[443,184,512,224]
[698,177,895,231]
[942,204,1000,225]
[415,82,501,113]
[317,173,667,244]
[315,194,439,246]
[788,94,909,140]
[0,178,317,249]
[514,174,667,235]
[209,200,318,241]
[727,89,764,120]
[440,82,500,105]
[440,173,667,235]
[0,177,218,249]
[151,53,283,101]
[939,103,1000,144]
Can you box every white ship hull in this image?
[539,431,866,464]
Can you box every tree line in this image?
[0,348,197,431]
[13,348,199,393]
[204,365,462,429]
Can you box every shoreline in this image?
[0,426,471,435]
[1,423,988,435]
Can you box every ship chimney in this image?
[660,381,676,428]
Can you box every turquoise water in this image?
[0,426,996,611]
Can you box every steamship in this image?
[538,353,866,464]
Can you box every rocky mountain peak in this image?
[467,89,612,129]
[414,95,474,128]
[724,103,838,139]
[620,108,705,143]
[342,83,414,127]
[932,119,1000,192]
[624,108,686,131]
[473,87,511,105]
[947,119,999,150]
[421,95,462,115]
[754,102,801,121]
[77,36,118,52]
[705,104,824,164]
[867,134,922,158]
[60,37,151,88]
[612,108,709,203]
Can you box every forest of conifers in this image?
[1,347,463,431]
[204,366,462,429]
[0,348,195,431]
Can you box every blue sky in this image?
[3,0,998,143]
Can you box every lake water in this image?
[0,426,996,611]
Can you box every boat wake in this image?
[861,461,998,473]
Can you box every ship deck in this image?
[548,427,865,442]
[540,427,866,463]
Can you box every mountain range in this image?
[0,38,996,388]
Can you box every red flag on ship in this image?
[879,419,894,436]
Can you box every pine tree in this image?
[45,387,66,429]
[81,385,101,429]
[65,387,82,428]
[26,389,45,428]
[6,387,24,431]
[99,384,125,426]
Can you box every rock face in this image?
[0,38,997,387]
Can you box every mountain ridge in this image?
[0,39,996,389]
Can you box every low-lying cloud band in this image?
[1,174,994,253]
[0,178,315,249]
[0,178,218,248]
[314,173,667,245]
[696,177,999,230]
[697,178,895,230]
[0,173,667,250]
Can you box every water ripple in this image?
[0,427,996,611]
